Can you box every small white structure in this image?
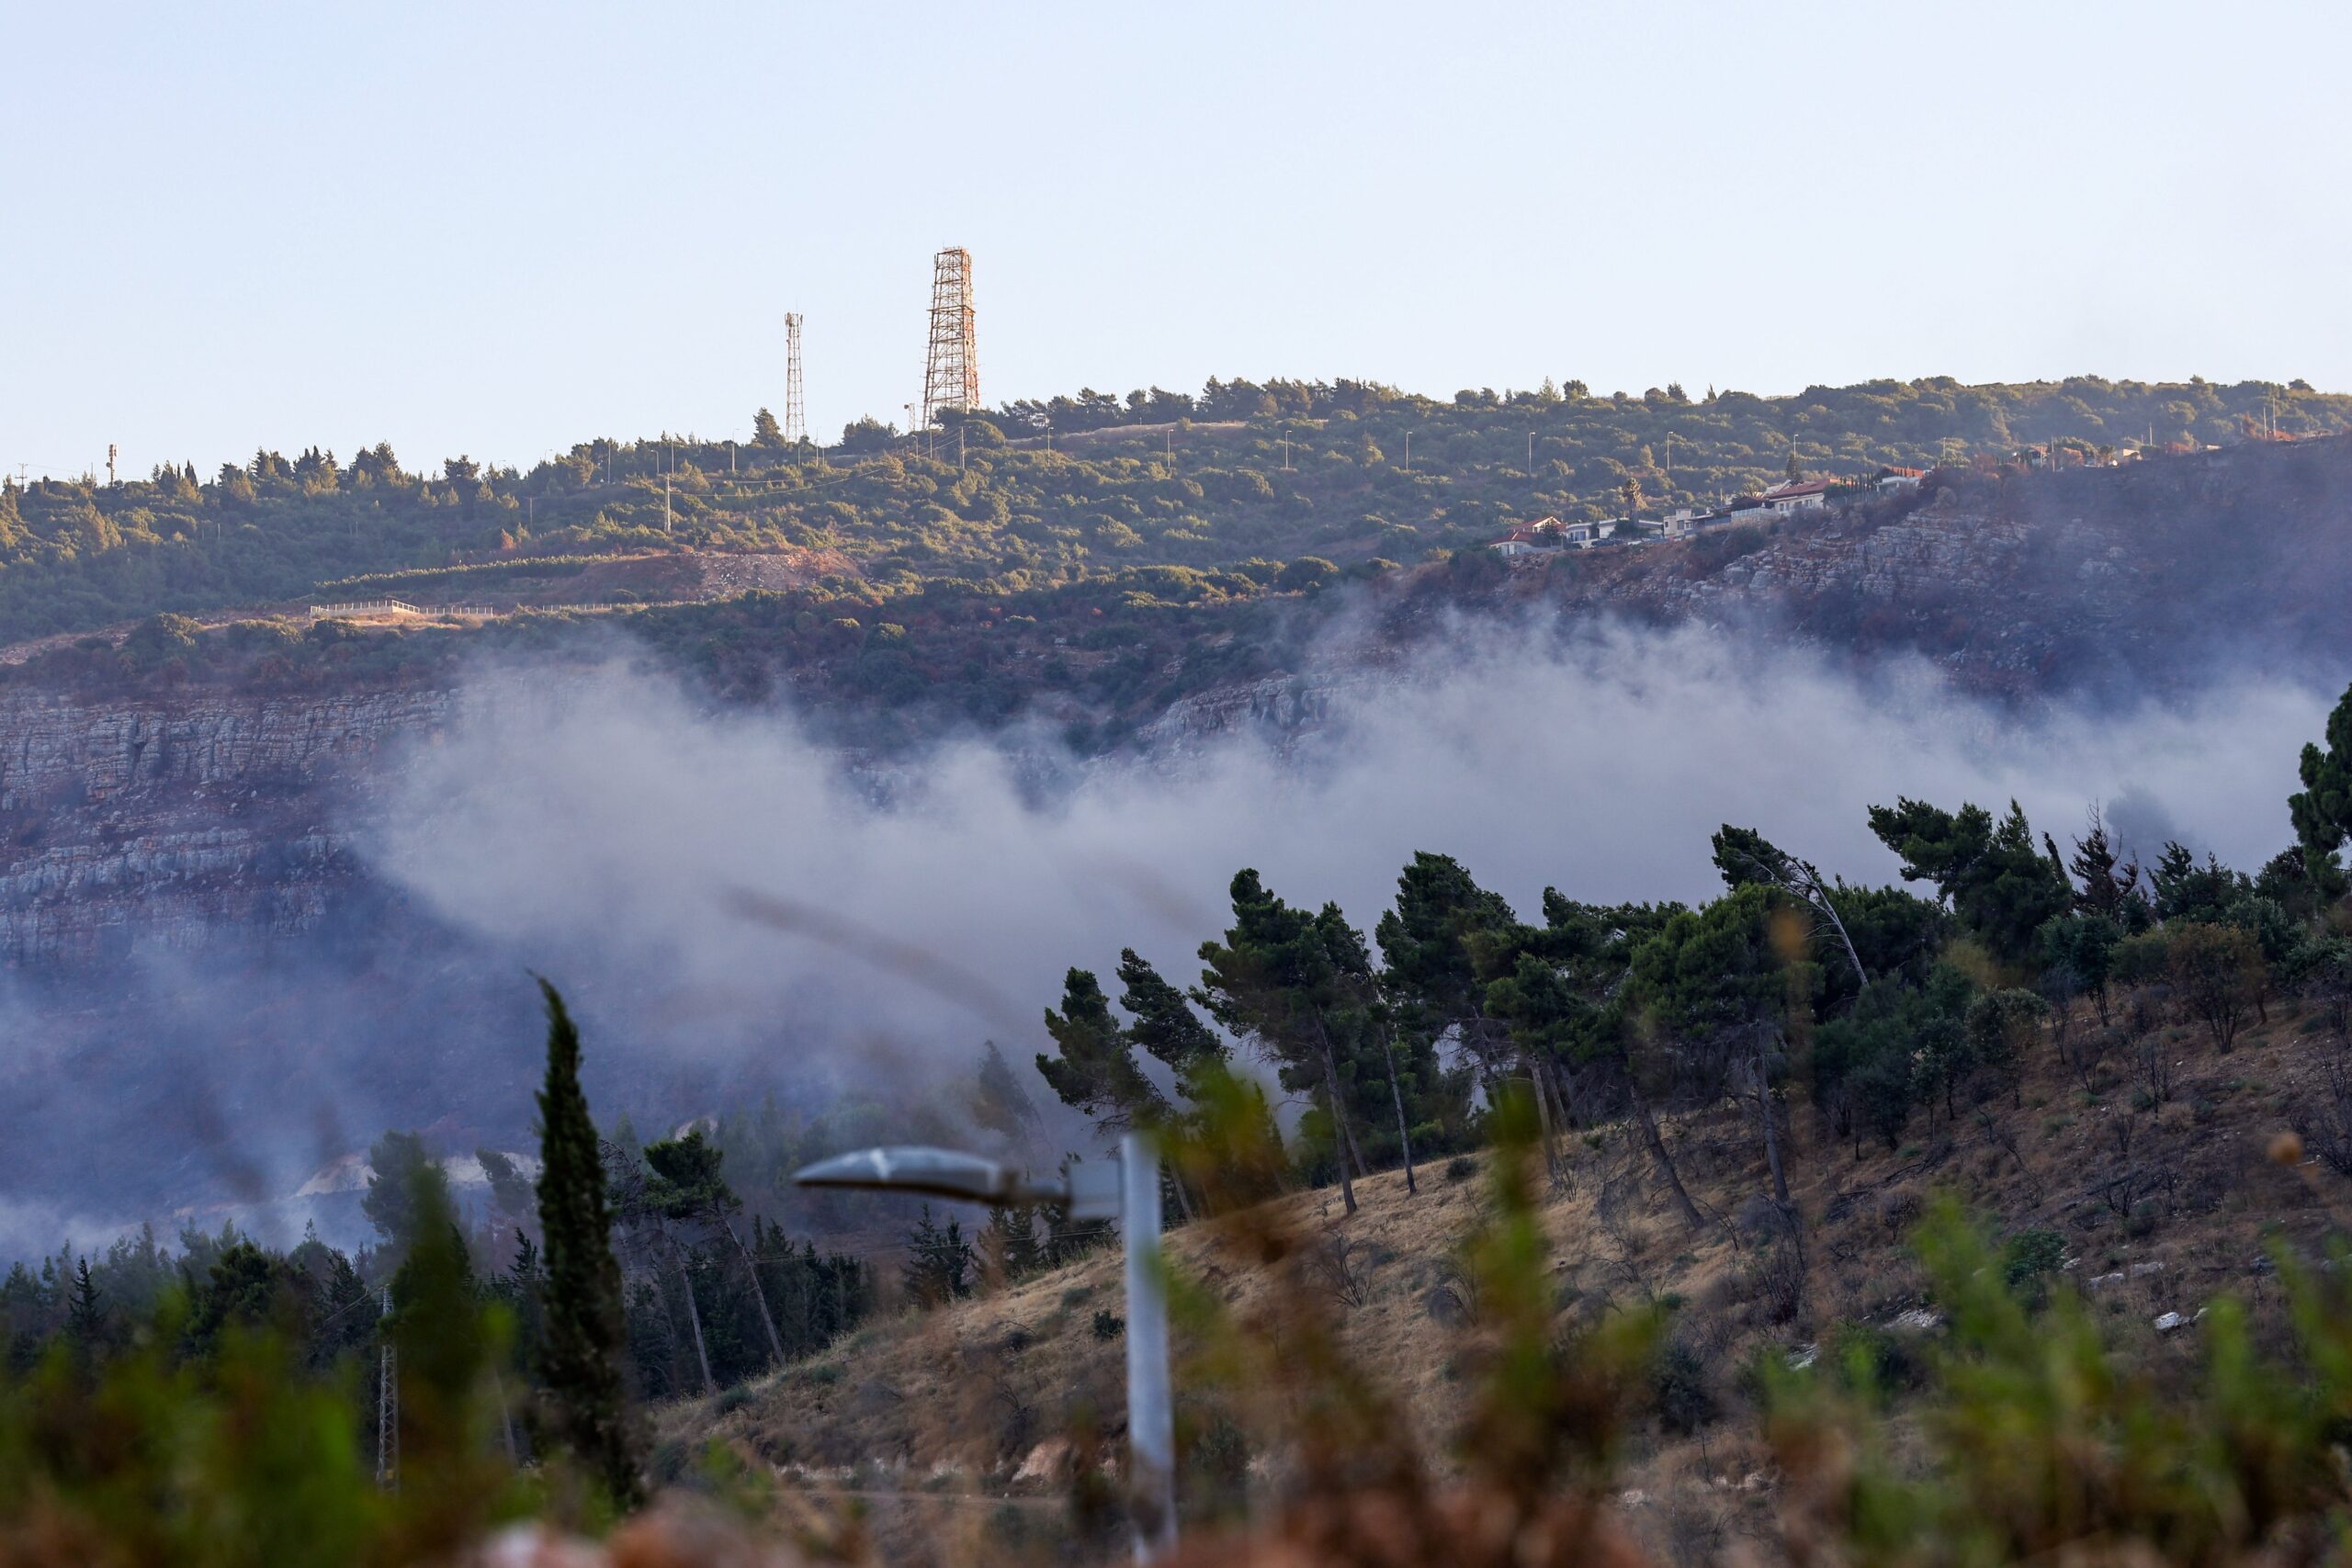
[1756,479,1833,515]
[1488,515,1566,558]
[1876,467,1924,492]
[1664,509,1743,538]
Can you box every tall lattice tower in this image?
[783,312,807,444]
[919,246,978,430]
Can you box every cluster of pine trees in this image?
[1021,683,2352,1242]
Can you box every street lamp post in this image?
[793,1134,1177,1563]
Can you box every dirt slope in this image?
[661,995,2352,1561]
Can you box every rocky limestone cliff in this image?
[0,684,449,964]
[10,438,2352,968]
[0,686,449,807]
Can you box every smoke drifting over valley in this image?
[377,618,2330,1110]
[0,615,2335,1260]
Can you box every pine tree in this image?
[360,1130,445,1254]
[64,1258,102,1357]
[970,1041,1044,1156]
[533,980,640,1507]
[2290,680,2352,900]
[979,1206,1044,1285]
[1035,968,1167,1139]
[752,407,786,447]
[1116,949,1226,1095]
[900,1207,974,1305]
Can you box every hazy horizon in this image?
[9,1,2351,478]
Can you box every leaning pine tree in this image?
[534,979,642,1508]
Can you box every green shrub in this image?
[2002,1228,2067,1302]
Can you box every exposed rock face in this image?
[0,685,448,963]
[0,687,448,806]
[1531,441,2352,696]
[1133,671,1363,755]
[9,438,2352,968]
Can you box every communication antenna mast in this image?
[919,246,978,431]
[784,312,807,444]
[107,444,118,486]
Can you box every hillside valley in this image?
[6,400,2352,1256]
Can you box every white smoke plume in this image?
[370,619,2338,1093]
[0,617,2335,1261]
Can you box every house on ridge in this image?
[1487,515,1567,557]
[1755,479,1833,516]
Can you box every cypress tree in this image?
[533,980,640,1507]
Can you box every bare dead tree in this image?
[2104,1108,2136,1163]
[1629,1081,1706,1231]
[1976,1108,2031,1182]
[2135,1033,2177,1110]
[1300,1226,1369,1309]
[2292,1055,2352,1178]
[2096,1167,2148,1221]
[1726,1045,1794,1215]
[2060,1023,2118,1096]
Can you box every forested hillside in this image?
[7,678,2352,1566]
[3,373,2341,645]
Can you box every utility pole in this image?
[1403,431,1410,472]
[107,444,118,486]
[957,424,965,467]
[795,1137,1173,1562]
[663,472,672,532]
[376,1286,397,1490]
[1121,1134,1176,1562]
[1282,434,1292,470]
[1525,431,1532,476]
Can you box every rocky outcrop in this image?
[0,684,447,964]
[0,687,449,807]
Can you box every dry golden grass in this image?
[661,998,2352,1563]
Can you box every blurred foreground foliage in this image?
[6,1089,2352,1564]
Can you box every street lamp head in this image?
[791,1145,1065,1207]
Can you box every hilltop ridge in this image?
[2,372,2342,648]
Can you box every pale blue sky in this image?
[6,1,2348,480]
